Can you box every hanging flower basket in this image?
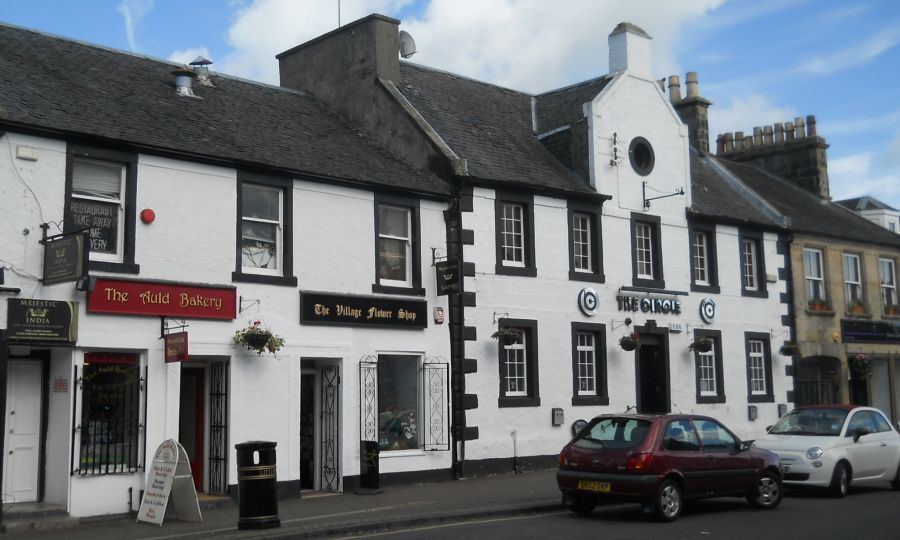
[619,331,640,351]
[849,353,872,379]
[688,337,713,353]
[233,320,285,355]
[491,327,522,346]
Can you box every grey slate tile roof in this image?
[397,62,600,197]
[689,152,784,228]
[533,76,612,134]
[718,160,900,248]
[0,23,449,197]
[836,196,898,212]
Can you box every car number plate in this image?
[577,480,611,493]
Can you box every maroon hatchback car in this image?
[557,414,783,521]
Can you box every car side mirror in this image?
[738,440,753,451]
[765,425,773,433]
[852,428,870,442]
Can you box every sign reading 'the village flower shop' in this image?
[87,278,236,320]
[299,291,427,329]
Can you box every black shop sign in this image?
[7,298,79,344]
[841,319,900,343]
[42,230,88,286]
[299,291,427,329]
[435,260,459,296]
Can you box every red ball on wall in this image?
[140,209,156,224]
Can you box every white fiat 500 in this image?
[753,405,900,497]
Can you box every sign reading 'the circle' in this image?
[699,298,717,323]
[578,288,599,316]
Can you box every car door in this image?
[694,418,755,495]
[867,410,900,479]
[844,410,889,480]
[661,419,707,496]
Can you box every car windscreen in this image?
[769,408,849,436]
[573,418,651,449]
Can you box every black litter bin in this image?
[235,441,280,530]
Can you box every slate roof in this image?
[718,160,900,248]
[0,23,449,197]
[397,62,601,198]
[836,196,898,212]
[688,152,784,229]
[533,76,612,134]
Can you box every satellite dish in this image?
[399,30,417,58]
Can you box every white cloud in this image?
[168,47,212,66]
[708,93,796,145]
[829,150,900,208]
[798,27,900,76]
[117,0,155,52]
[216,0,724,90]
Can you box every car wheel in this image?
[891,461,900,491]
[747,470,783,509]
[563,493,597,515]
[654,479,682,522]
[828,462,850,498]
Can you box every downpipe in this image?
[511,430,519,474]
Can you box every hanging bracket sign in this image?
[137,439,202,526]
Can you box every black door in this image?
[300,373,316,489]
[636,333,670,414]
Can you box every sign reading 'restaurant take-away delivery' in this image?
[87,278,236,320]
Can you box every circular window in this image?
[628,137,655,176]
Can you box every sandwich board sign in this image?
[137,439,202,526]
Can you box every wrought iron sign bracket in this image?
[431,247,447,267]
[239,296,260,314]
[642,181,684,210]
[160,317,189,339]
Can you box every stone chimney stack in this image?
[608,22,653,79]
[714,114,830,199]
[672,72,712,154]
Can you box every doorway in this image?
[179,366,205,491]
[635,330,670,414]
[300,371,317,490]
[300,360,341,492]
[3,360,44,503]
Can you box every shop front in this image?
[842,319,900,426]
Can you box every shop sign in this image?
[164,332,189,363]
[841,319,900,343]
[435,260,459,296]
[6,298,79,344]
[617,295,682,315]
[42,231,88,286]
[87,278,236,320]
[578,288,599,316]
[137,439,202,526]
[299,291,427,329]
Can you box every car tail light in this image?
[559,447,569,466]
[626,452,653,471]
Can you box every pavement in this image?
[5,468,563,539]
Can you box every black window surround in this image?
[570,322,608,406]
[372,193,425,296]
[64,144,140,274]
[739,229,768,298]
[745,331,774,403]
[497,318,540,408]
[232,171,298,287]
[693,329,725,404]
[494,191,537,277]
[630,212,665,289]
[567,200,604,283]
[688,220,719,294]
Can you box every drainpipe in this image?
[445,177,467,479]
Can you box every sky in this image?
[3,0,900,208]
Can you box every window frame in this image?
[376,353,423,453]
[567,200,604,283]
[373,194,424,296]
[64,144,139,274]
[744,332,774,403]
[738,230,767,298]
[630,212,665,289]
[688,221,719,293]
[843,252,863,306]
[232,172,297,287]
[880,256,897,311]
[693,329,724,404]
[570,322,608,406]
[803,246,827,304]
[497,318,540,407]
[494,191,536,277]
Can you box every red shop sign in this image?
[87,278,236,320]
[164,332,189,363]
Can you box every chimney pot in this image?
[794,117,806,139]
[763,125,774,145]
[172,66,199,98]
[784,121,795,142]
[806,115,817,137]
[724,132,734,152]
[753,127,763,146]
[774,123,784,144]
[716,134,724,154]
[735,131,744,148]
[667,75,682,102]
[743,135,753,149]
[189,56,214,87]
[685,72,699,97]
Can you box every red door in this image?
[179,367,205,491]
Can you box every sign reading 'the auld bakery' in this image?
[7,298,79,343]
[87,278,236,320]
[300,291,427,329]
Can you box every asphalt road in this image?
[340,485,900,540]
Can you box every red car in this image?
[557,414,783,521]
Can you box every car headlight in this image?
[806,447,823,460]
